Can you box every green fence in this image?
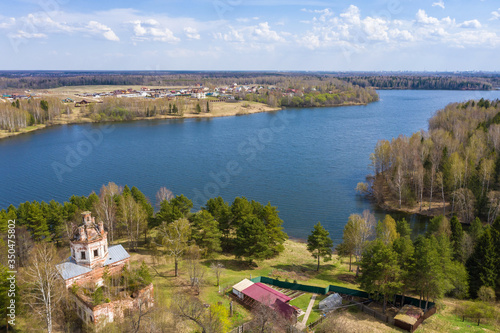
[250,276,434,310]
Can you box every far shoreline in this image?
[0,100,370,141]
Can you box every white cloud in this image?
[215,22,285,44]
[491,8,500,20]
[253,22,284,42]
[130,20,180,42]
[184,27,200,40]
[389,29,414,41]
[0,17,16,29]
[86,21,120,41]
[432,1,445,9]
[294,5,498,51]
[415,9,440,25]
[340,5,361,26]
[459,20,481,29]
[362,17,388,41]
[10,30,47,39]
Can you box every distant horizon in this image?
[1,1,500,71]
[0,69,500,74]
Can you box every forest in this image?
[364,98,500,224]
[1,71,498,90]
[341,75,495,90]
[0,183,289,331]
[338,210,499,322]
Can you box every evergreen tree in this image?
[412,236,446,309]
[190,210,222,257]
[392,235,414,303]
[234,216,271,262]
[396,218,411,238]
[307,222,333,271]
[46,200,65,246]
[259,203,288,255]
[466,227,497,298]
[170,194,193,216]
[360,240,402,313]
[450,215,465,262]
[27,201,50,241]
[469,217,484,243]
[204,197,232,250]
[122,185,132,197]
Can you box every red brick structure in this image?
[56,212,154,327]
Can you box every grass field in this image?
[121,236,500,332]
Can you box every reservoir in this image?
[2,90,500,241]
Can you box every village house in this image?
[232,279,299,323]
[56,212,154,327]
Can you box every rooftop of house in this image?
[241,282,291,305]
[56,244,130,280]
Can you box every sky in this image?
[1,0,500,71]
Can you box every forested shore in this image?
[1,71,498,91]
[362,98,500,224]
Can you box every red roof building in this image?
[241,282,291,305]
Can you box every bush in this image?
[477,286,495,303]
[93,286,104,305]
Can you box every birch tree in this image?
[158,218,191,277]
[95,182,121,244]
[23,243,62,333]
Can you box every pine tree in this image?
[466,227,497,298]
[259,203,288,255]
[234,216,271,262]
[27,201,50,242]
[450,215,465,262]
[360,240,402,313]
[190,210,222,257]
[307,222,333,271]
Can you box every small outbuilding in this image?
[319,293,342,312]
[232,278,254,300]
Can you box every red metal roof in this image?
[241,283,291,305]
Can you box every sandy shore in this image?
[0,101,281,140]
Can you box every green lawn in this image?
[289,293,313,311]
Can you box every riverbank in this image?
[0,100,282,140]
[377,200,451,218]
[0,99,372,141]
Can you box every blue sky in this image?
[1,0,500,71]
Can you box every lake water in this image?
[2,90,500,242]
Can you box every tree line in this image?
[0,97,64,132]
[0,183,288,331]
[0,183,288,269]
[342,75,494,90]
[364,99,500,224]
[1,71,498,90]
[337,210,500,319]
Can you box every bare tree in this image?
[185,246,205,294]
[22,243,63,333]
[453,188,476,224]
[487,191,500,224]
[119,195,148,251]
[156,187,174,208]
[158,218,191,277]
[171,294,223,333]
[95,182,121,244]
[210,261,225,287]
